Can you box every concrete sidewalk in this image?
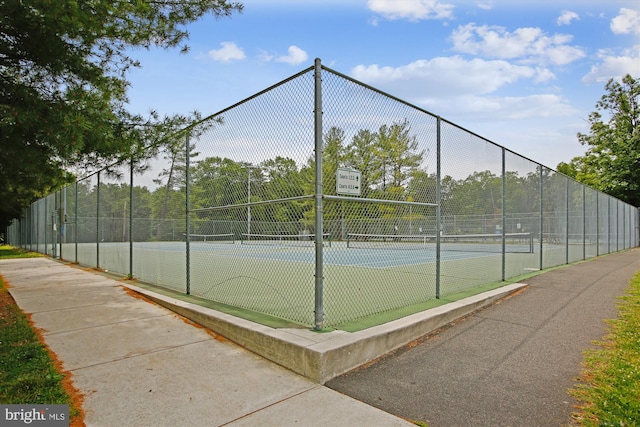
[0,258,412,427]
[327,248,640,426]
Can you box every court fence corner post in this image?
[313,57,324,330]
[185,133,192,295]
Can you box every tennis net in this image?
[240,233,332,247]
[187,233,235,243]
[346,232,533,253]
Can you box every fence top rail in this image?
[190,195,439,214]
[189,195,314,213]
[323,195,438,207]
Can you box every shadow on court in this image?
[326,248,640,426]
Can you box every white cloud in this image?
[207,42,246,62]
[557,10,579,26]
[474,122,588,171]
[367,0,454,21]
[450,23,585,66]
[476,1,493,11]
[276,46,309,65]
[611,8,640,35]
[350,56,576,123]
[414,94,577,125]
[582,46,640,84]
[452,25,539,57]
[533,68,556,83]
[257,50,274,62]
[351,56,536,98]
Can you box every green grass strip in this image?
[0,246,80,422]
[569,271,640,425]
[0,281,71,405]
[0,245,43,259]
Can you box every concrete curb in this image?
[123,282,527,384]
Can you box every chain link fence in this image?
[6,60,639,330]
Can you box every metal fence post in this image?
[51,204,56,257]
[625,205,628,248]
[44,195,49,256]
[539,165,543,269]
[58,190,63,259]
[582,185,586,260]
[97,171,100,269]
[565,177,569,264]
[436,117,441,298]
[75,181,78,263]
[186,133,192,295]
[35,203,38,251]
[62,187,67,259]
[501,147,506,281]
[616,200,620,251]
[29,205,32,251]
[129,157,134,278]
[608,197,611,253]
[314,58,324,330]
[596,194,600,256]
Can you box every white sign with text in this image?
[336,168,361,196]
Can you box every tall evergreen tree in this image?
[0,0,243,228]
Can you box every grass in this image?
[569,270,640,425]
[0,246,83,425]
[0,245,43,259]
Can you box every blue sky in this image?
[125,0,640,170]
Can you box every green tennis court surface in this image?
[103,232,535,268]
[61,236,571,329]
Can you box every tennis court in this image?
[82,232,538,265]
[60,231,550,329]
[133,233,532,267]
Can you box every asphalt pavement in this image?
[326,247,640,426]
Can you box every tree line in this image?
[59,119,592,242]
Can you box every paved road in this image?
[327,248,640,426]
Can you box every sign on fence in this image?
[336,168,361,196]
